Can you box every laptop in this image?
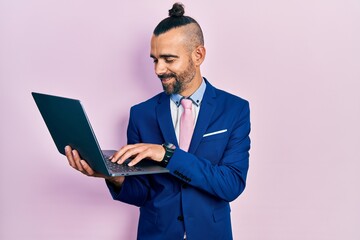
[32,92,169,177]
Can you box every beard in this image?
[158,60,196,95]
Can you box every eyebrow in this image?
[150,54,179,59]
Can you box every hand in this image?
[110,143,165,167]
[65,146,125,186]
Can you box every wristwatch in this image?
[160,142,176,167]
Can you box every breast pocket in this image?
[196,130,229,164]
[202,129,228,142]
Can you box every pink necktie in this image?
[179,98,194,152]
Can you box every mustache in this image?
[158,73,177,80]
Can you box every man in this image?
[65,3,250,240]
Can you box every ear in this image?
[192,45,206,67]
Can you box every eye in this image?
[152,58,158,63]
[164,58,175,63]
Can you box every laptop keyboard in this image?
[104,155,143,173]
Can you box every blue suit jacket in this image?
[107,80,250,240]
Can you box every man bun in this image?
[168,2,185,17]
[154,1,204,47]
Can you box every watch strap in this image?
[160,143,175,167]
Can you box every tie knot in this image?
[181,98,192,109]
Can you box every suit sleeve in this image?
[167,101,251,202]
[105,107,150,207]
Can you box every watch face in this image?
[164,143,176,150]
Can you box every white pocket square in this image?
[203,129,228,137]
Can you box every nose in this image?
[155,61,167,76]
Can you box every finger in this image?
[80,160,95,176]
[80,160,109,178]
[110,145,133,162]
[128,155,144,167]
[72,150,85,172]
[111,144,142,163]
[128,146,158,166]
[65,146,76,168]
[116,145,146,164]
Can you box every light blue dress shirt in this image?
[170,78,207,143]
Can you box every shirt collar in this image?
[170,78,207,107]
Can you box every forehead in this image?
[150,27,188,57]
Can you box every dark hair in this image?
[153,3,204,46]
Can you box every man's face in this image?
[150,27,197,95]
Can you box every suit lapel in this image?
[188,81,217,153]
[156,93,179,146]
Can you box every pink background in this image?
[1,0,359,239]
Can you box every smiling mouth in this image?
[161,77,174,83]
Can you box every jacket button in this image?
[177,215,184,221]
